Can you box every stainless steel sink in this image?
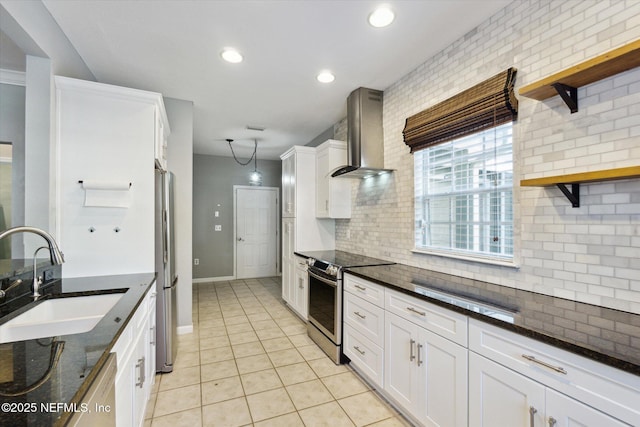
[0,293,124,343]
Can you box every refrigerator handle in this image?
[162,209,169,264]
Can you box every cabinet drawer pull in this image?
[417,343,423,366]
[353,311,366,319]
[353,346,365,356]
[135,357,146,388]
[548,417,557,427]
[521,354,567,375]
[410,339,416,361]
[354,285,367,291]
[406,306,426,316]
[529,406,537,427]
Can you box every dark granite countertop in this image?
[0,259,53,281]
[345,263,640,376]
[0,272,156,426]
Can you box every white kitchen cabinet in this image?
[343,277,386,388]
[282,218,295,306]
[112,287,156,427]
[469,351,545,427]
[293,256,309,319]
[469,352,629,427]
[385,311,468,427]
[55,76,170,278]
[469,319,639,426]
[281,153,296,217]
[280,145,335,319]
[315,140,351,218]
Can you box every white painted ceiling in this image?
[40,0,510,160]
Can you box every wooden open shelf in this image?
[519,40,640,112]
[520,166,640,208]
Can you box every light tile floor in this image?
[145,277,412,427]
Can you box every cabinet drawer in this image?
[344,292,385,346]
[344,325,384,388]
[385,287,468,347]
[469,319,640,426]
[344,274,385,307]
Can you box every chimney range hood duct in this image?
[331,87,393,179]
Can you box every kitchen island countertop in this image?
[0,272,155,426]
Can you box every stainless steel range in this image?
[302,251,394,364]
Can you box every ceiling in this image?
[30,1,510,160]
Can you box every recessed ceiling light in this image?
[221,48,243,63]
[368,6,395,28]
[317,71,335,83]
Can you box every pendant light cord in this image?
[228,139,257,166]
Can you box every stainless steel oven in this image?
[302,250,395,365]
[307,265,342,363]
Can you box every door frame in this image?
[233,185,280,279]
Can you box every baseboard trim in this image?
[193,275,234,283]
[177,324,193,335]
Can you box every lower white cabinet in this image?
[281,218,308,320]
[281,218,295,307]
[385,312,468,427]
[342,273,639,427]
[293,257,308,319]
[469,352,629,427]
[469,319,639,426]
[112,287,157,427]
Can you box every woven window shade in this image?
[403,68,518,153]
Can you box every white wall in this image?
[165,97,194,333]
[336,0,640,314]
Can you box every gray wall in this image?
[165,98,194,331]
[193,154,281,279]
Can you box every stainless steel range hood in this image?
[331,87,393,179]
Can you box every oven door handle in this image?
[308,269,337,287]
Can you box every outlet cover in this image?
[214,225,222,231]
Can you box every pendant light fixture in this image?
[227,139,262,186]
[249,139,263,186]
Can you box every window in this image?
[414,123,513,262]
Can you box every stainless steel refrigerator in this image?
[155,168,178,373]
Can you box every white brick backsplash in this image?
[334,0,640,314]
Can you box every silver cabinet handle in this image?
[417,343,424,366]
[354,311,366,319]
[150,325,156,346]
[522,354,567,375]
[325,200,329,211]
[354,284,366,291]
[135,357,146,388]
[548,417,556,427]
[529,406,537,427]
[298,278,304,289]
[410,339,416,361]
[407,306,426,316]
[353,346,365,355]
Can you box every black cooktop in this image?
[295,250,395,269]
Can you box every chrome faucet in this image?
[0,226,65,298]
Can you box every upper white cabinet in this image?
[315,140,351,218]
[281,152,296,217]
[55,76,169,277]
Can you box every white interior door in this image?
[235,186,278,279]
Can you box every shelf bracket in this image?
[556,183,580,207]
[551,83,578,113]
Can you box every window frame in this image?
[413,122,517,268]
